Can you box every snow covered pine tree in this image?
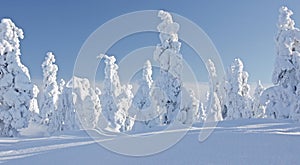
[131,60,157,129]
[153,10,183,125]
[99,55,134,132]
[56,79,77,130]
[224,58,252,120]
[262,6,300,120]
[69,76,101,129]
[40,52,60,132]
[0,19,34,136]
[252,80,266,118]
[205,59,222,121]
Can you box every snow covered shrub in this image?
[153,10,183,125]
[0,19,34,136]
[224,58,252,120]
[263,6,300,120]
[100,55,134,132]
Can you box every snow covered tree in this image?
[0,19,34,136]
[178,88,199,124]
[29,85,40,122]
[272,6,300,90]
[224,58,252,120]
[263,6,300,120]
[55,79,77,131]
[99,55,134,132]
[260,86,292,119]
[40,52,59,125]
[252,80,266,118]
[153,10,183,125]
[206,59,222,121]
[196,102,206,122]
[131,60,158,129]
[69,76,101,129]
[132,60,153,110]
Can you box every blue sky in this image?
[1,0,300,84]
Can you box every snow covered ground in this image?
[1,119,300,164]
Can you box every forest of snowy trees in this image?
[0,7,300,137]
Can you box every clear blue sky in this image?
[1,0,300,84]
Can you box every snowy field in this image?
[1,118,300,164]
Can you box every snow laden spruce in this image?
[99,54,134,132]
[224,58,252,119]
[0,19,34,137]
[40,52,59,128]
[152,10,184,125]
[39,52,77,133]
[261,6,300,120]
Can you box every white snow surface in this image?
[0,119,299,164]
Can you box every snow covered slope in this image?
[1,119,300,164]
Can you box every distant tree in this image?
[0,19,34,136]
[206,59,222,121]
[196,102,206,122]
[40,52,59,126]
[252,80,266,118]
[29,85,41,122]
